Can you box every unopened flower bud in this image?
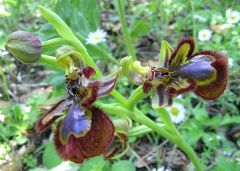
[112,117,132,134]
[7,30,42,63]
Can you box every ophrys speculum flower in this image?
[35,61,119,163]
[121,38,228,107]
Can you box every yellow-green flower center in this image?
[170,107,180,116]
[93,35,100,41]
[231,15,236,20]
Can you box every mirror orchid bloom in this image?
[121,37,228,107]
[35,65,119,163]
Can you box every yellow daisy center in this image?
[170,107,180,116]
[231,15,236,20]
[93,35,100,41]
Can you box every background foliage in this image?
[0,0,240,170]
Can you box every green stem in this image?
[127,125,154,137]
[174,137,203,171]
[39,55,62,70]
[127,86,147,109]
[42,38,66,47]
[190,0,198,51]
[102,104,203,171]
[156,109,203,171]
[115,0,136,60]
[0,66,11,101]
[157,108,177,132]
[77,35,119,65]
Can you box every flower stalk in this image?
[115,0,136,60]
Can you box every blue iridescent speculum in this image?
[121,37,228,107]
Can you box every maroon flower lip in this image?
[35,66,119,163]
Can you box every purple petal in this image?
[59,103,92,144]
[178,55,216,85]
[88,71,119,97]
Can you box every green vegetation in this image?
[0,0,240,171]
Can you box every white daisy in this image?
[166,103,185,124]
[198,29,212,42]
[228,57,233,67]
[86,29,107,45]
[226,9,240,24]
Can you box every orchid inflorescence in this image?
[7,29,228,165]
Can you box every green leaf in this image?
[43,141,63,169]
[193,107,209,123]
[213,157,240,171]
[79,155,108,171]
[130,20,150,38]
[220,115,240,126]
[182,121,204,146]
[112,160,136,171]
[39,5,78,44]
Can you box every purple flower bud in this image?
[7,30,42,63]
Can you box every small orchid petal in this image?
[120,56,148,84]
[151,85,172,107]
[88,71,119,97]
[35,99,73,132]
[159,40,173,68]
[59,103,92,144]
[169,37,195,70]
[82,66,96,79]
[54,106,114,163]
[143,81,152,93]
